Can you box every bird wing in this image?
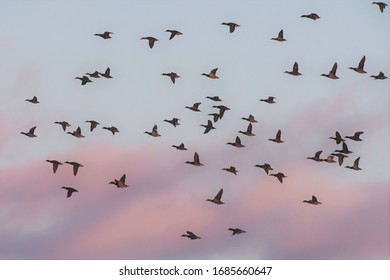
[29,126,37,134]
[315,150,323,158]
[278,29,283,38]
[210,68,218,75]
[229,24,235,33]
[312,196,318,202]
[342,142,349,151]
[276,129,281,140]
[76,127,81,134]
[170,74,176,84]
[247,123,252,133]
[331,63,338,74]
[120,174,126,183]
[293,62,299,72]
[53,162,59,173]
[73,165,79,176]
[152,125,158,133]
[354,157,360,167]
[105,67,110,76]
[215,189,223,200]
[235,136,241,144]
[149,39,155,48]
[194,152,200,163]
[358,56,366,69]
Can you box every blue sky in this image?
[0,0,389,259]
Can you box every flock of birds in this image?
[20,3,388,241]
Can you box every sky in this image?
[0,0,389,259]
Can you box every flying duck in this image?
[239,123,255,136]
[206,96,222,102]
[321,63,339,79]
[260,96,276,104]
[221,22,240,33]
[67,127,84,138]
[285,62,302,76]
[228,228,246,235]
[270,172,286,183]
[227,136,245,148]
[103,126,119,135]
[345,131,364,141]
[20,126,37,138]
[307,150,324,162]
[370,72,388,80]
[200,120,215,134]
[65,161,83,176]
[172,143,187,150]
[345,157,362,171]
[301,13,320,20]
[207,188,225,205]
[99,67,112,78]
[212,105,230,119]
[372,2,388,13]
[164,118,180,127]
[55,121,71,132]
[271,29,286,42]
[255,163,274,174]
[185,102,201,112]
[334,142,353,154]
[85,120,100,132]
[166,30,183,40]
[202,68,219,79]
[222,166,238,175]
[242,114,258,123]
[268,129,283,143]
[349,56,366,73]
[62,187,78,198]
[185,152,204,166]
[329,131,345,144]
[46,160,62,174]
[85,71,100,78]
[181,231,201,240]
[144,124,161,137]
[110,174,128,188]
[330,153,349,166]
[162,72,180,84]
[141,36,158,48]
[25,96,39,104]
[75,76,92,85]
[94,31,113,39]
[303,195,322,205]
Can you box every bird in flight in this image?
[270,172,286,183]
[206,188,225,205]
[268,129,283,143]
[222,166,238,175]
[238,123,255,136]
[165,30,183,40]
[321,63,339,79]
[349,56,366,73]
[372,2,388,13]
[334,142,353,154]
[212,105,230,119]
[65,161,83,176]
[260,96,276,104]
[329,131,345,144]
[21,126,37,138]
[75,75,92,85]
[99,67,112,78]
[345,157,362,171]
[331,153,349,166]
[62,187,78,198]
[221,22,240,33]
[228,228,246,235]
[202,68,219,79]
[370,72,387,80]
[227,136,245,148]
[303,195,322,205]
[206,96,222,102]
[301,13,320,20]
[103,126,120,135]
[94,31,113,39]
[345,131,364,141]
[85,71,101,78]
[271,29,286,42]
[85,120,100,132]
[162,72,180,84]
[284,62,302,76]
[144,124,161,137]
[307,150,324,162]
[46,160,62,174]
[255,163,274,174]
[55,121,71,132]
[242,114,258,123]
[164,118,181,127]
[185,102,201,112]
[141,36,158,48]
[67,127,84,138]
[172,143,187,150]
[110,174,129,188]
[25,96,39,104]
[181,231,201,240]
[201,120,216,134]
[185,152,204,166]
